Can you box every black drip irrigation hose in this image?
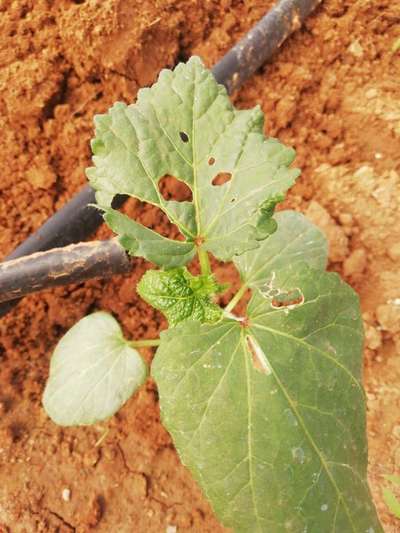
[0,240,131,304]
[0,0,322,316]
[212,0,321,93]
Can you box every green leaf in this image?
[137,267,223,326]
[104,208,195,268]
[383,475,400,519]
[383,488,400,519]
[384,474,400,486]
[87,56,299,264]
[43,312,147,426]
[234,210,328,290]
[254,192,284,240]
[152,264,382,532]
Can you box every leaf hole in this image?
[121,197,185,240]
[158,175,193,202]
[212,172,232,186]
[271,288,304,309]
[208,157,215,165]
[179,131,189,143]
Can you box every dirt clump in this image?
[305,200,349,262]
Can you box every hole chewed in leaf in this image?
[208,157,215,166]
[158,175,193,202]
[123,197,185,240]
[179,131,189,143]
[271,288,304,309]
[261,272,305,310]
[246,335,271,375]
[212,172,232,186]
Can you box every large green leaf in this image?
[87,56,299,264]
[234,210,328,290]
[137,267,223,326]
[152,265,382,532]
[43,312,147,426]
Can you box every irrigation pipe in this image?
[0,0,322,314]
[0,240,131,304]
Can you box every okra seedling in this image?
[43,57,382,533]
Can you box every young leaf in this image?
[87,56,299,264]
[152,265,382,532]
[138,267,223,326]
[43,312,147,426]
[234,210,328,290]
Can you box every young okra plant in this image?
[43,57,382,532]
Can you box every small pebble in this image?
[354,165,374,180]
[166,526,177,533]
[348,40,364,58]
[343,248,367,276]
[62,488,71,502]
[365,88,378,99]
[338,213,353,226]
[376,304,400,334]
[365,324,382,351]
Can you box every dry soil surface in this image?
[0,0,399,531]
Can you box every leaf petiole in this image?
[225,283,248,313]
[129,339,160,348]
[197,247,212,277]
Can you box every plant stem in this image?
[225,283,248,313]
[198,247,211,277]
[129,339,160,348]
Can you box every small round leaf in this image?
[43,312,147,426]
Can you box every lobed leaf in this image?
[87,56,299,265]
[43,312,147,426]
[137,267,223,326]
[152,265,382,532]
